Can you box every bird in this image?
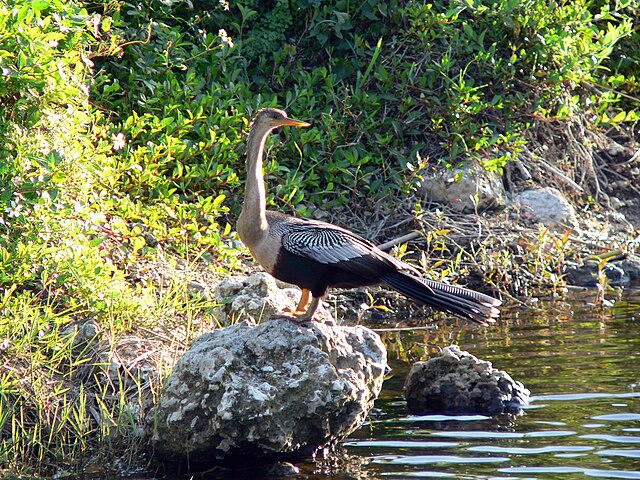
[237,108,501,325]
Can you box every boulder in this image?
[404,345,529,416]
[421,161,506,213]
[512,187,578,228]
[151,319,387,465]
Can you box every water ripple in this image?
[430,430,577,439]
[345,440,459,449]
[372,414,492,425]
[592,413,640,421]
[498,466,640,479]
[532,392,640,401]
[580,434,640,443]
[405,414,491,422]
[380,472,456,478]
[467,445,593,454]
[598,449,640,458]
[430,431,523,439]
[372,454,510,465]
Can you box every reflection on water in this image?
[300,287,640,479]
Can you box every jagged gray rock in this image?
[512,187,578,228]
[421,161,506,213]
[151,319,387,465]
[405,345,529,415]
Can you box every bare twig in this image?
[514,159,532,180]
[618,148,640,166]
[377,231,422,251]
[536,157,585,192]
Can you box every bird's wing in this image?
[279,218,410,278]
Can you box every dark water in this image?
[298,287,640,479]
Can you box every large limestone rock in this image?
[151,320,387,465]
[421,162,506,213]
[405,345,529,415]
[512,187,578,228]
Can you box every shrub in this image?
[91,0,637,221]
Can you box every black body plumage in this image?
[268,211,500,325]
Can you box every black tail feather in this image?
[379,271,501,325]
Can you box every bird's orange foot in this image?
[272,310,324,324]
[278,307,311,318]
[282,307,304,315]
[273,294,323,323]
[271,312,310,323]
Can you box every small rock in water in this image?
[566,262,630,287]
[264,462,299,476]
[151,319,387,466]
[404,345,530,415]
[619,255,640,281]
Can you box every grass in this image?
[0,262,220,475]
[1,0,639,475]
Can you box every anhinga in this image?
[237,108,501,325]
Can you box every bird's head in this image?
[250,108,311,132]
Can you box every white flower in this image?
[113,132,126,151]
[219,0,230,11]
[5,200,22,218]
[218,28,234,48]
[53,13,70,33]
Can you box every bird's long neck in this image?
[238,124,272,247]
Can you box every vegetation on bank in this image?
[1,0,638,474]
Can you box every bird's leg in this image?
[296,289,311,312]
[289,296,320,323]
[281,288,310,314]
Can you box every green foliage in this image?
[0,0,132,316]
[1,0,639,474]
[80,0,638,223]
[174,0,635,183]
[0,4,208,469]
[0,0,91,129]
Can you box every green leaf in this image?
[611,111,626,123]
[212,194,226,209]
[101,16,111,32]
[132,236,146,255]
[32,0,50,11]
[462,23,475,41]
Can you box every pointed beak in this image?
[280,117,311,128]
